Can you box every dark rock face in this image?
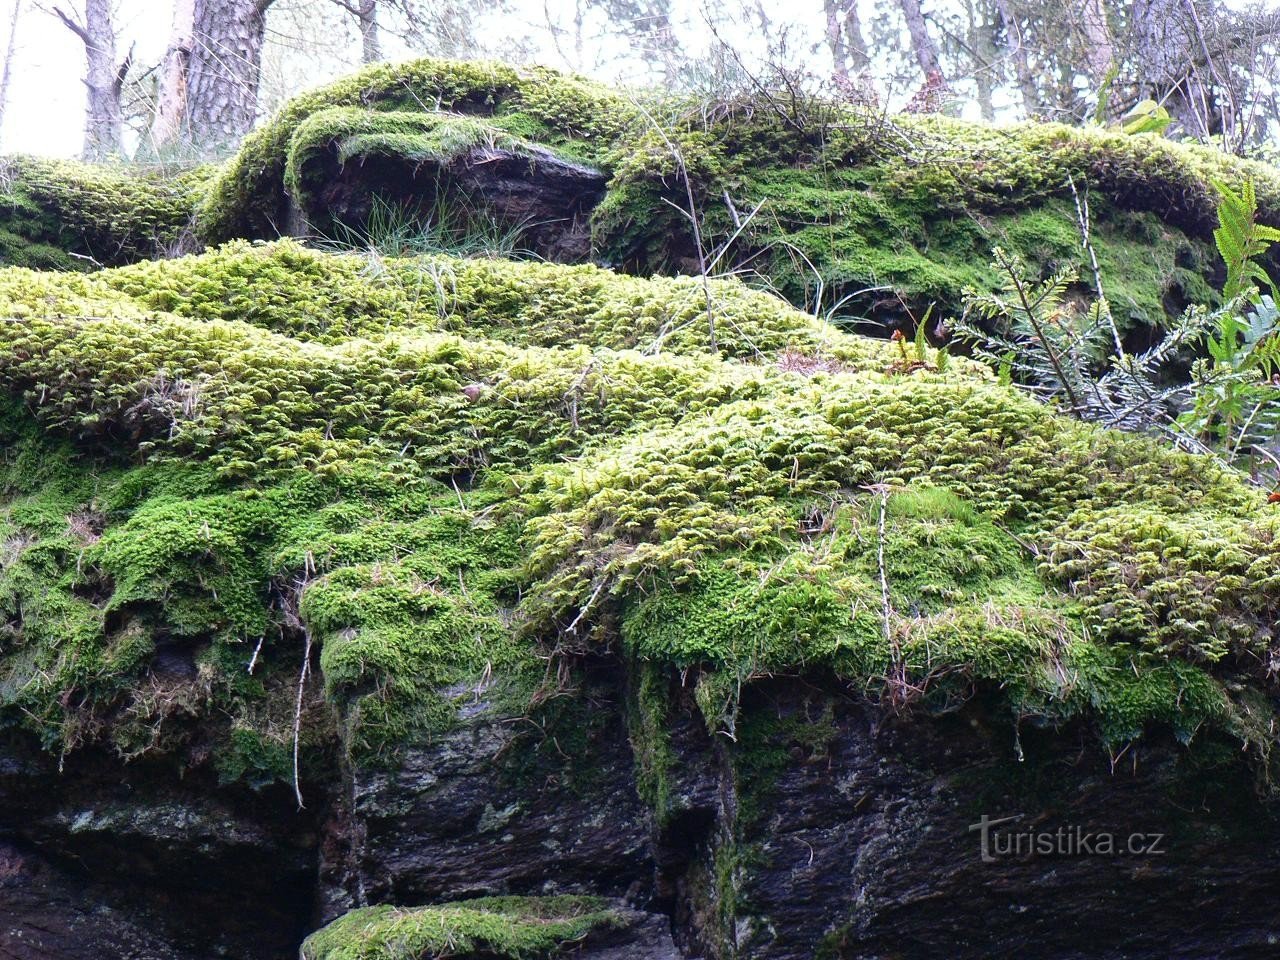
[299,145,607,262]
[0,736,318,960]
[2,671,1278,959]
[665,681,1280,960]
[573,907,684,959]
[323,669,654,911]
[0,838,198,960]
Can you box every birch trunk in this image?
[0,0,21,146]
[52,0,124,159]
[357,0,379,63]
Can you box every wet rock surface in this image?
[329,669,654,910]
[0,735,317,960]
[673,682,1280,960]
[2,675,1278,959]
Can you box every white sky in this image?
[3,0,843,157]
[2,0,1269,159]
[2,0,166,154]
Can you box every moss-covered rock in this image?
[0,157,209,270]
[301,896,626,960]
[198,60,632,246]
[10,58,1276,332]
[195,58,1280,333]
[6,58,1280,960]
[594,108,1280,330]
[0,239,1275,778]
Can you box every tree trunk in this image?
[0,0,21,147]
[1078,0,1114,87]
[149,0,195,152]
[898,0,941,78]
[824,0,870,79]
[965,0,996,120]
[1130,0,1217,137]
[993,0,1037,116]
[184,0,275,152]
[357,0,379,63]
[51,0,124,159]
[83,0,123,159]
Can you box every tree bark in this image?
[149,0,195,152]
[1078,0,1114,87]
[51,0,125,159]
[184,0,276,152]
[824,0,870,79]
[357,0,379,63]
[898,0,941,79]
[0,0,22,147]
[993,0,1037,116]
[964,0,996,120]
[1130,0,1217,137]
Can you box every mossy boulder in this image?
[198,60,630,248]
[0,157,210,270]
[0,239,1274,777]
[8,59,1277,335]
[301,896,629,960]
[194,58,1280,334]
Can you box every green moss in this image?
[1042,506,1280,662]
[183,58,1280,336]
[281,108,591,237]
[731,696,837,827]
[593,105,1277,328]
[199,60,633,244]
[301,896,624,960]
[626,658,677,819]
[0,237,1274,777]
[0,156,209,269]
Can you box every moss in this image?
[593,105,1277,328]
[731,695,837,827]
[199,60,633,244]
[0,237,1275,778]
[1042,506,1280,662]
[0,156,209,269]
[626,658,677,819]
[301,896,625,960]
[281,108,590,237]
[191,58,1280,333]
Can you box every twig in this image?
[865,483,907,704]
[565,578,606,636]
[628,96,717,351]
[247,635,265,674]
[1066,173,1123,356]
[292,628,313,810]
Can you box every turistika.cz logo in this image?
[968,814,1167,862]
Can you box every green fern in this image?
[1212,179,1280,303]
[1176,181,1280,462]
[959,248,1100,415]
[958,248,1216,439]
